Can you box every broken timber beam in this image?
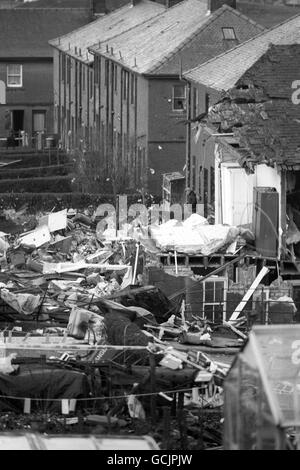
[228,266,270,322]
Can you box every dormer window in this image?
[222,27,236,40]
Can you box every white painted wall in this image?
[220,164,256,226]
[215,146,281,233]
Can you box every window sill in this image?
[170,111,186,117]
[7,87,25,91]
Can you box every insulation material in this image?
[150,216,240,255]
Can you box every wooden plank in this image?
[149,353,157,426]
[229,266,270,322]
[281,170,287,255]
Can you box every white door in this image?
[33,111,45,133]
[221,165,255,226]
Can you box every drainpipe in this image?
[185,81,191,190]
[280,169,286,259]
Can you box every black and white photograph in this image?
[0,0,299,455]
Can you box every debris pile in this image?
[0,204,249,448]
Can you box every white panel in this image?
[256,164,281,191]
[221,164,255,226]
[0,81,5,105]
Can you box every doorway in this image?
[32,111,46,133]
[12,110,24,133]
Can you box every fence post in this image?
[149,352,157,426]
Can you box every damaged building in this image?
[183,13,300,277]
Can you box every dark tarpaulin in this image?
[105,285,180,323]
[0,364,90,412]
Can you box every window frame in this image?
[122,70,129,101]
[61,54,66,83]
[192,86,198,119]
[104,59,109,87]
[89,67,94,99]
[7,64,23,88]
[82,65,86,91]
[66,57,71,85]
[172,84,186,112]
[130,73,135,105]
[114,65,118,92]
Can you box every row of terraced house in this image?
[50,0,267,195]
[50,0,300,272]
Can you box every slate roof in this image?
[0,8,92,58]
[237,1,300,28]
[206,45,300,169]
[184,12,300,91]
[49,0,165,64]
[16,0,92,8]
[89,0,264,75]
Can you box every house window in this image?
[82,66,86,91]
[105,60,109,87]
[114,66,118,92]
[94,60,99,85]
[202,277,227,323]
[7,64,22,87]
[66,57,71,85]
[89,69,94,99]
[192,87,198,118]
[122,70,129,101]
[172,85,186,111]
[61,55,66,82]
[130,74,135,104]
[222,27,236,40]
[205,93,210,114]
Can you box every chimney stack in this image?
[207,0,236,14]
[91,0,106,14]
